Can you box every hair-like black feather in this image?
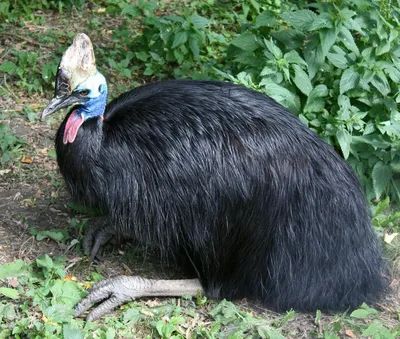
[56,80,387,312]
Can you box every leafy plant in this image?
[0,123,26,164]
[0,0,84,21]
[214,0,400,202]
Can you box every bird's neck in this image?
[76,89,107,119]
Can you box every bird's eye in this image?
[80,90,89,97]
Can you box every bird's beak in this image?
[41,94,81,120]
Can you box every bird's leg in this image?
[82,219,114,261]
[74,276,203,321]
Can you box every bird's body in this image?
[55,79,386,312]
[42,34,387,320]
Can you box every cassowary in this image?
[41,33,387,321]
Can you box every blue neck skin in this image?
[75,84,108,120]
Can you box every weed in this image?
[0,123,26,165]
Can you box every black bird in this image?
[42,34,387,321]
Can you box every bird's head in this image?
[41,33,107,121]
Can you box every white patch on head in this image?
[75,71,107,98]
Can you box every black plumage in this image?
[53,79,387,313]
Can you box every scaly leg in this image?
[75,276,203,320]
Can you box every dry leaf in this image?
[384,233,399,244]
[95,7,106,13]
[0,169,11,175]
[21,155,33,164]
[145,300,161,307]
[8,277,20,288]
[63,275,78,281]
[345,329,356,338]
[161,316,170,322]
[38,148,48,155]
[141,309,155,317]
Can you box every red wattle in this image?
[63,111,84,144]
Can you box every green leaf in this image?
[172,30,188,49]
[272,29,305,50]
[340,68,359,94]
[327,52,348,69]
[339,26,359,56]
[284,50,307,66]
[44,304,74,323]
[352,135,391,149]
[384,64,400,83]
[304,37,324,79]
[256,10,276,27]
[106,328,116,339]
[164,15,185,23]
[62,324,83,339]
[0,287,19,299]
[30,229,69,242]
[123,307,142,324]
[0,260,31,279]
[310,84,328,98]
[293,64,312,96]
[231,32,259,52]
[260,65,276,76]
[309,13,333,30]
[257,325,286,339]
[391,158,400,172]
[320,29,338,57]
[190,14,209,29]
[372,162,392,199]
[261,80,300,113]
[376,40,390,56]
[362,321,394,338]
[50,280,86,307]
[121,4,140,16]
[336,129,352,159]
[375,197,390,216]
[0,61,17,74]
[36,254,54,269]
[350,309,371,319]
[189,37,200,60]
[305,85,328,112]
[371,72,390,96]
[264,39,282,58]
[280,10,317,31]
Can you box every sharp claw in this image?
[90,231,113,262]
[81,222,114,261]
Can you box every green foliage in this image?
[0,0,84,21]
[29,229,70,242]
[0,256,86,338]
[0,123,26,164]
[213,0,400,202]
[372,197,400,229]
[0,50,58,94]
[109,0,225,79]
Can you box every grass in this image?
[0,0,399,338]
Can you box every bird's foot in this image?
[82,223,114,262]
[75,276,140,321]
[74,276,203,321]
